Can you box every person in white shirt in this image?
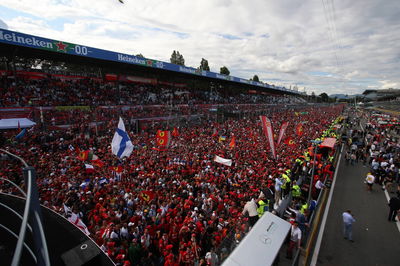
[365,173,375,192]
[242,197,259,227]
[371,159,379,171]
[205,247,219,266]
[120,224,129,239]
[315,178,325,197]
[342,210,356,242]
[351,143,357,152]
[370,143,376,151]
[286,221,302,259]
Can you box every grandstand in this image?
[0,28,342,266]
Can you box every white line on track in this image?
[310,145,343,266]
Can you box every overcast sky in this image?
[0,0,399,95]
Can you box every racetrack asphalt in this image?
[315,147,400,265]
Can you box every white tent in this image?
[0,118,36,129]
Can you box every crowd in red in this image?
[0,74,342,266]
[0,72,304,108]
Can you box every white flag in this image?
[214,155,232,166]
[111,117,133,158]
[63,204,90,235]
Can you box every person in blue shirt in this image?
[342,210,356,242]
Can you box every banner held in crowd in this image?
[140,191,156,202]
[111,117,133,158]
[229,135,236,149]
[259,116,276,159]
[277,122,289,146]
[284,137,296,147]
[214,155,232,166]
[296,123,304,136]
[172,127,179,137]
[156,130,171,148]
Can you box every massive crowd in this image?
[0,71,343,266]
[344,111,400,196]
[0,71,305,108]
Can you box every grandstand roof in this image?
[362,88,400,95]
[362,89,400,100]
[0,29,301,96]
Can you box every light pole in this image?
[307,140,322,205]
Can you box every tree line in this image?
[170,50,233,77]
[135,50,270,85]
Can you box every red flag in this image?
[307,146,316,157]
[91,159,104,168]
[284,137,296,147]
[172,127,179,137]
[77,150,89,161]
[156,130,171,148]
[277,122,289,146]
[151,147,167,152]
[109,166,123,173]
[229,136,236,149]
[139,191,155,202]
[296,124,304,136]
[260,116,276,159]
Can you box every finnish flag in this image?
[111,117,133,158]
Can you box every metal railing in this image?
[0,148,50,266]
[290,140,343,266]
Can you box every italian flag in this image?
[77,150,99,161]
[78,150,104,167]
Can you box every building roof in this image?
[363,89,400,95]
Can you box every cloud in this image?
[379,80,399,90]
[0,0,399,95]
[0,18,8,29]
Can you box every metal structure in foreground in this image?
[0,148,50,266]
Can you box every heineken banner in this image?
[0,29,299,94]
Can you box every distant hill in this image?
[329,94,347,99]
[329,94,363,99]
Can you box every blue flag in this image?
[111,117,133,158]
[15,128,26,140]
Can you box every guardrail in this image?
[0,148,50,266]
[290,128,343,266]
